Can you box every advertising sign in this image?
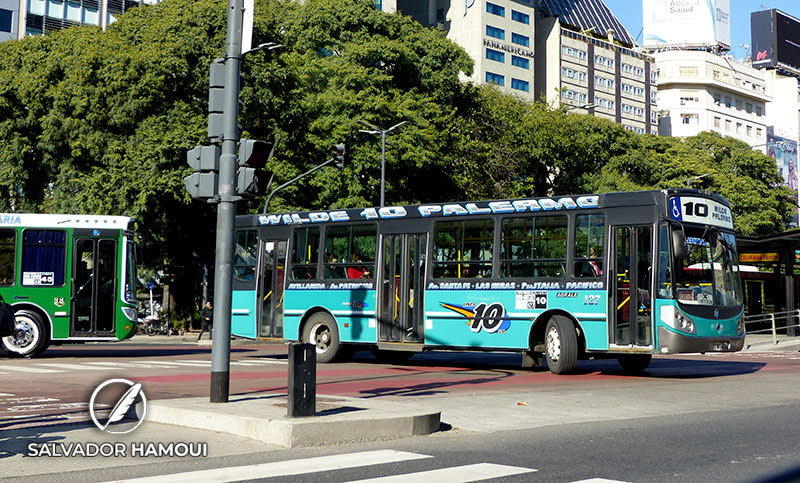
[752,9,800,75]
[767,133,800,226]
[643,0,730,49]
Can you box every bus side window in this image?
[0,229,16,286]
[573,214,604,278]
[290,227,320,280]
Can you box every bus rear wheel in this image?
[617,354,652,374]
[302,313,340,363]
[544,316,578,374]
[1,310,49,358]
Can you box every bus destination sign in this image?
[669,196,733,230]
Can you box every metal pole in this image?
[210,0,244,403]
[380,131,386,207]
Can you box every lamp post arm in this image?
[262,158,336,214]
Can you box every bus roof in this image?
[0,214,132,230]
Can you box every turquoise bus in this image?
[0,214,139,357]
[231,189,745,374]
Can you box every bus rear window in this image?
[0,229,15,286]
[22,229,66,286]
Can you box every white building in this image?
[764,69,800,143]
[0,0,158,42]
[654,50,771,150]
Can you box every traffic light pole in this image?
[210,0,244,403]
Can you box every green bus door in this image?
[71,237,117,336]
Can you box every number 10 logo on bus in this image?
[441,302,512,334]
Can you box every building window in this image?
[725,119,731,131]
[735,100,742,110]
[29,0,45,16]
[511,10,529,24]
[724,96,731,108]
[651,111,658,125]
[486,48,504,63]
[511,78,529,92]
[486,25,505,40]
[0,8,12,33]
[650,91,657,103]
[511,32,529,47]
[756,106,763,116]
[714,116,721,128]
[486,71,505,86]
[746,125,753,136]
[679,66,698,77]
[757,127,763,138]
[736,122,742,133]
[486,2,505,16]
[511,55,529,69]
[681,114,699,125]
[745,103,752,113]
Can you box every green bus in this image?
[0,214,139,357]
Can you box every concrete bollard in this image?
[287,342,316,417]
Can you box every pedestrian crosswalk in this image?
[0,358,285,375]
[103,449,630,483]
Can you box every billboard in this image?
[751,9,800,76]
[767,134,800,227]
[642,0,730,49]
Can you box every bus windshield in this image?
[673,227,742,307]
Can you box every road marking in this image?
[0,392,14,396]
[345,463,537,482]
[571,479,631,483]
[0,365,60,373]
[105,450,431,483]
[240,359,287,365]
[35,363,110,371]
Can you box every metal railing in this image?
[744,310,800,346]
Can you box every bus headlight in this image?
[122,307,138,322]
[660,305,695,334]
[737,315,745,335]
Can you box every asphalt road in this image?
[2,338,800,482]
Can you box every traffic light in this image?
[184,145,220,200]
[330,144,345,169]
[237,138,274,197]
[207,59,225,143]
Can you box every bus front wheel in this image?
[302,313,340,363]
[544,316,578,374]
[1,310,49,358]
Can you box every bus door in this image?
[257,239,287,338]
[610,225,653,348]
[378,233,426,344]
[71,236,117,336]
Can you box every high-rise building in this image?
[383,0,656,133]
[0,0,159,43]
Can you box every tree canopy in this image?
[0,0,794,311]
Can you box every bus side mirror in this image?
[672,229,687,259]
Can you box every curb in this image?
[141,395,441,448]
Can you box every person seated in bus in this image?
[324,254,345,279]
[589,247,602,276]
[347,253,371,279]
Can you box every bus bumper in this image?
[657,327,745,354]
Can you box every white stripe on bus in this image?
[104,450,431,483]
[344,463,537,483]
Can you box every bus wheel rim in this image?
[5,319,37,351]
[311,323,330,353]
[546,326,561,362]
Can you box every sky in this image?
[603,0,800,61]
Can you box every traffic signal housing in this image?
[184,145,221,200]
[237,138,274,198]
[330,144,345,169]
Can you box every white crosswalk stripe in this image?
[238,358,286,365]
[0,365,60,373]
[345,463,537,482]
[34,362,111,371]
[571,479,631,483]
[104,450,432,483]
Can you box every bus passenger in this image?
[324,254,344,279]
[347,253,371,279]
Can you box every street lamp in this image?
[563,103,598,113]
[261,144,345,214]
[357,120,408,207]
[686,173,712,188]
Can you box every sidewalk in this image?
[743,333,800,352]
[141,394,441,448]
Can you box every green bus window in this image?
[324,224,376,280]
[574,214,605,278]
[234,230,259,280]
[433,219,493,279]
[501,215,567,278]
[290,227,320,280]
[0,229,15,286]
[22,229,66,286]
